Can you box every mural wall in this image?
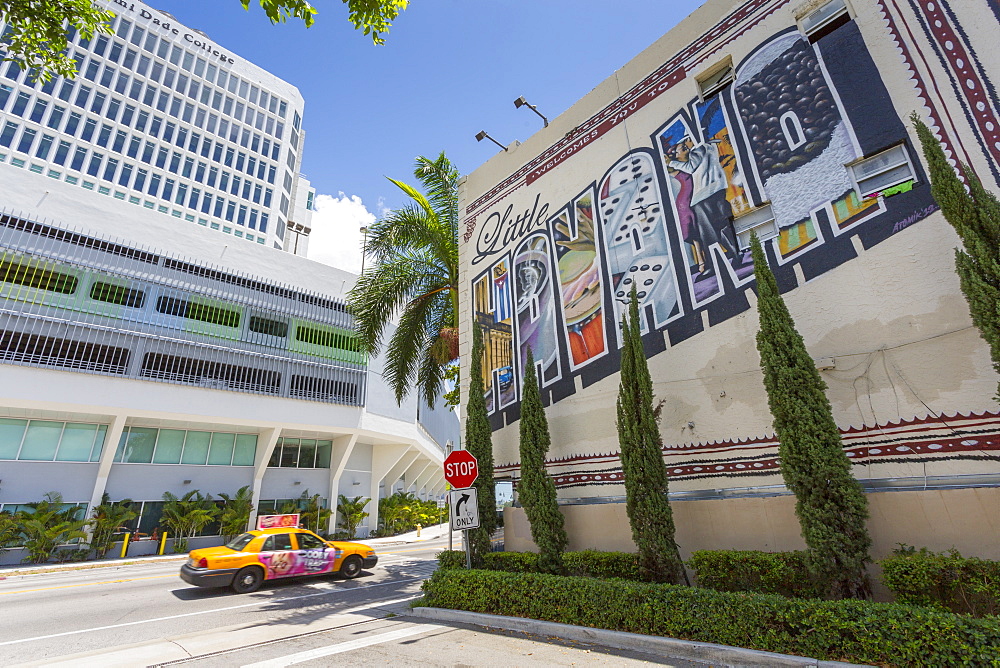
[469,20,936,423]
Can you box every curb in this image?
[0,554,187,579]
[407,607,872,668]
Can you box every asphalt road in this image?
[0,539,445,666]
[0,538,704,667]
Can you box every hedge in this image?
[881,548,1000,617]
[418,569,1000,666]
[688,549,824,599]
[437,549,640,580]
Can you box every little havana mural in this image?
[470,27,934,419]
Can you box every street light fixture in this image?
[359,225,368,274]
[475,130,508,151]
[514,96,548,127]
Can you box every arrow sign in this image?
[449,487,480,531]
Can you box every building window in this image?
[267,438,333,469]
[800,0,851,40]
[696,58,734,100]
[849,144,916,198]
[0,418,107,462]
[114,427,257,465]
[733,204,779,250]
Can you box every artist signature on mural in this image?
[892,204,939,234]
[474,194,550,266]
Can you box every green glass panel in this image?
[279,440,299,468]
[181,431,210,464]
[316,440,332,469]
[298,439,317,468]
[232,434,257,466]
[153,429,185,464]
[19,421,64,460]
[267,443,281,467]
[115,429,129,462]
[91,425,108,462]
[121,427,157,463]
[0,418,27,459]
[55,423,97,461]
[207,432,236,465]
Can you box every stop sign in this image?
[443,450,479,489]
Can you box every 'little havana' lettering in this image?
[473,194,549,266]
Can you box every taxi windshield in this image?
[224,533,256,551]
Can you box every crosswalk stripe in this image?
[240,623,445,668]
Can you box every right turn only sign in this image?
[449,487,480,531]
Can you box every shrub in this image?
[881,547,1000,617]
[417,569,1000,666]
[437,549,641,580]
[688,550,824,599]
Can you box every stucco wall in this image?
[458,0,1000,538]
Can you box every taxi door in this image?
[258,532,297,579]
[292,531,342,575]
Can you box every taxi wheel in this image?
[340,555,363,579]
[232,566,263,593]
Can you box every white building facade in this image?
[0,6,454,562]
[0,0,311,252]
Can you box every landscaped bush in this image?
[436,549,640,580]
[417,569,1000,666]
[881,547,1000,617]
[688,549,824,599]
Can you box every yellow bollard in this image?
[120,533,130,559]
[416,524,421,537]
[159,532,168,556]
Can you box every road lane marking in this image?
[0,577,424,647]
[0,574,177,596]
[240,623,445,668]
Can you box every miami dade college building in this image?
[0,0,454,560]
[458,0,1000,559]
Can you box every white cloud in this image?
[307,192,376,274]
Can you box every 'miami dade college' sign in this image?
[108,1,237,64]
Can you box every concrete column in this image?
[413,465,437,499]
[382,450,419,495]
[85,414,129,532]
[368,443,409,536]
[405,460,432,495]
[248,427,281,531]
[326,433,358,534]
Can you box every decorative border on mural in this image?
[461,0,794,243]
[905,0,1000,180]
[875,0,965,169]
[497,410,1000,488]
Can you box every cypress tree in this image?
[750,233,872,599]
[911,113,1000,399]
[616,288,686,583]
[465,325,498,566]
[517,347,567,574]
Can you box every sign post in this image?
[443,450,480,569]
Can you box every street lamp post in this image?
[359,225,368,274]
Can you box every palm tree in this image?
[0,511,18,557]
[18,492,88,563]
[348,152,460,407]
[88,494,138,558]
[298,492,333,535]
[218,486,254,541]
[161,491,220,553]
[336,495,370,539]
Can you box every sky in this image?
[152,0,704,272]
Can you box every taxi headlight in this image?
[365,550,375,557]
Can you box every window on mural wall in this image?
[849,145,915,198]
[733,204,778,251]
[696,60,734,100]
[800,0,851,40]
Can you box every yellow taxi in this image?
[180,527,377,593]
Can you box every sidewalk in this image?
[0,524,452,578]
